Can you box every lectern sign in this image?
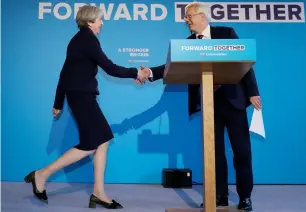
[164,39,256,84]
[167,39,256,62]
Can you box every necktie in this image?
[197,35,204,39]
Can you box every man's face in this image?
[184,6,208,34]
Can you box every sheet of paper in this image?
[249,109,266,138]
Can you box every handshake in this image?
[136,65,152,85]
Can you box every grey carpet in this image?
[1,182,306,212]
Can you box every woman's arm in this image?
[53,71,65,110]
[84,37,138,79]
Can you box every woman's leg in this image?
[35,147,95,192]
[92,141,112,203]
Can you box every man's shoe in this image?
[216,195,228,206]
[200,195,228,207]
[237,198,252,211]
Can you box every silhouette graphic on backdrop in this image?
[111,84,205,182]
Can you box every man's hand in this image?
[136,65,151,84]
[52,108,61,117]
[250,96,261,110]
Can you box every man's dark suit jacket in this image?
[150,26,259,115]
[53,27,138,110]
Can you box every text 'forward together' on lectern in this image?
[163,39,256,212]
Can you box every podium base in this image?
[166,207,244,212]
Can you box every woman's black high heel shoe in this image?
[24,171,48,203]
[88,194,123,209]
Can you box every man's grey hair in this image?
[76,5,103,28]
[185,2,211,21]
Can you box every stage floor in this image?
[1,182,306,211]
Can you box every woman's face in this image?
[88,18,103,35]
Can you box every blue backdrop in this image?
[2,0,306,184]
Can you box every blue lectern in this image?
[164,39,256,212]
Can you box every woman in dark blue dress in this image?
[24,5,150,209]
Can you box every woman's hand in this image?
[52,108,61,117]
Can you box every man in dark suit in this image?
[139,2,261,211]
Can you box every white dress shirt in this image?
[196,25,211,39]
